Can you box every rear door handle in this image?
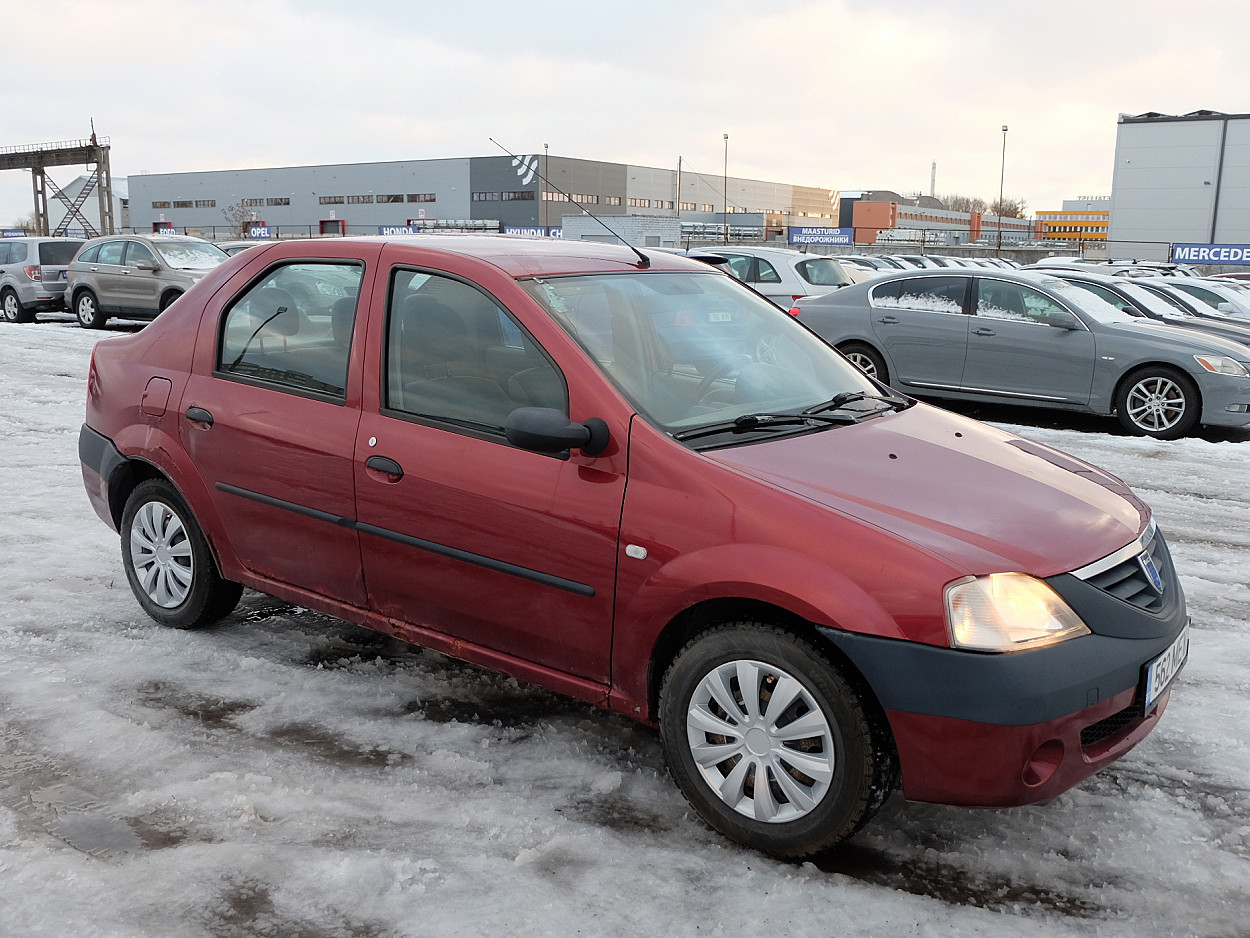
[366,455,404,479]
[876,316,900,324]
[972,328,997,336]
[185,406,213,426]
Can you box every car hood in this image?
[707,404,1148,577]
[1105,318,1250,358]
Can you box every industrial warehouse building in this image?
[1109,110,1250,256]
[127,153,841,241]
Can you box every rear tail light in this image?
[23,265,41,281]
[788,305,802,317]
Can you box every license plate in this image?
[60,269,68,280]
[707,310,732,322]
[1143,622,1189,712]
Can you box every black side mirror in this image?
[1047,309,1081,330]
[505,407,609,456]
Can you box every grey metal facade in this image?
[1109,111,1250,245]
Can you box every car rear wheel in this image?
[2,288,33,323]
[75,290,107,329]
[659,623,894,858]
[838,342,888,384]
[1115,366,1200,439]
[121,479,243,629]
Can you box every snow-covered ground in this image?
[1,318,1247,938]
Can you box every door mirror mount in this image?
[505,407,609,457]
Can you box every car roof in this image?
[248,234,711,278]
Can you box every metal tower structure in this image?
[0,136,114,236]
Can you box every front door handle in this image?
[366,455,404,479]
[972,328,997,336]
[185,406,214,426]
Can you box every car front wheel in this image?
[120,479,243,629]
[1115,366,1200,439]
[659,623,895,858]
[75,290,107,329]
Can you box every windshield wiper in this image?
[673,411,857,442]
[802,391,908,416]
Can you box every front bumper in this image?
[818,527,1189,806]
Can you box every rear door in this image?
[867,275,971,391]
[87,239,128,311]
[960,277,1096,403]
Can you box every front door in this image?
[354,266,626,683]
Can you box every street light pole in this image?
[722,133,729,245]
[543,143,548,233]
[996,124,1008,257]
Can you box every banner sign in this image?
[1173,243,1250,264]
[2,228,25,238]
[504,226,562,238]
[789,226,854,245]
[379,225,418,235]
[247,225,271,239]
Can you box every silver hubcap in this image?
[1126,376,1186,432]
[846,351,878,378]
[686,659,835,823]
[77,297,94,324]
[130,501,194,608]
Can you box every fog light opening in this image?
[1023,739,1065,788]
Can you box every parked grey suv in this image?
[0,236,82,322]
[66,234,228,328]
[793,267,1250,439]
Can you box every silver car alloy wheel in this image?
[844,349,879,378]
[685,658,836,823]
[1125,375,1187,433]
[2,292,19,322]
[129,499,195,608]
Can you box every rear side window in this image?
[218,262,365,399]
[871,276,967,314]
[96,242,126,265]
[38,242,79,265]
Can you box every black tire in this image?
[75,290,107,329]
[1114,366,1200,439]
[120,479,243,629]
[2,288,33,324]
[158,291,182,313]
[838,342,889,384]
[659,623,895,858]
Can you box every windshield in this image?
[522,271,883,440]
[1117,280,1195,319]
[155,239,228,269]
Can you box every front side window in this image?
[125,242,157,266]
[975,279,1067,325]
[385,270,565,434]
[871,276,967,314]
[218,262,365,398]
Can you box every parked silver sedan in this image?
[793,268,1250,439]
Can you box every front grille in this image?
[1080,701,1140,748]
[1079,530,1168,613]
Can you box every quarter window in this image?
[218,262,365,399]
[385,269,565,433]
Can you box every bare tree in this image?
[221,202,251,239]
[10,211,37,233]
[940,194,988,214]
[988,197,1028,219]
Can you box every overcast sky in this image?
[4,0,1247,226]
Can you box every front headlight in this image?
[945,573,1090,652]
[1194,354,1250,376]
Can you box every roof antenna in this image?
[489,138,650,268]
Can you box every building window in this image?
[578,194,599,204]
[347,195,374,204]
[628,198,651,208]
[501,191,536,201]
[543,191,571,201]
[173,200,193,208]
[266,197,291,206]
[319,195,345,205]
[605,196,622,206]
[195,199,216,208]
[408,193,436,202]
[151,201,172,209]
[242,198,265,207]
[376,194,404,204]
[472,192,501,201]
[680,202,695,211]
[701,203,714,212]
